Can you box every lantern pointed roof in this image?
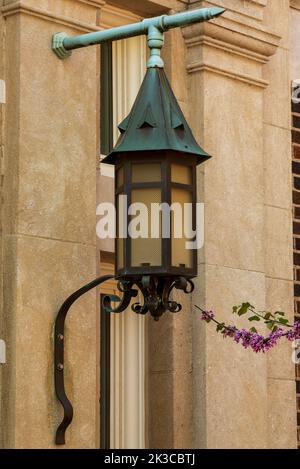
[102,67,211,165]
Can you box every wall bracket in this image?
[54,274,194,445]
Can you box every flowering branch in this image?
[195,303,300,353]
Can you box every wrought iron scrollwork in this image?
[132,276,195,321]
[102,280,138,313]
[54,274,194,445]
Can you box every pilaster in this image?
[263,0,296,449]
[183,0,285,449]
[0,0,105,448]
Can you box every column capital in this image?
[183,1,280,58]
[1,0,107,33]
[189,0,268,22]
[182,1,281,89]
[291,0,300,10]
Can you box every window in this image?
[99,18,147,449]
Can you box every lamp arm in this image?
[52,7,225,60]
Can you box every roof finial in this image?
[147,25,164,68]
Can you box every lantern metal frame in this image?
[115,151,198,279]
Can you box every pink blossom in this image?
[199,309,299,353]
[201,310,215,323]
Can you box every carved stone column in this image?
[263,0,296,450]
[183,0,292,449]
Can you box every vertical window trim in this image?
[100,294,111,449]
[99,42,113,449]
[99,35,147,450]
[100,42,113,156]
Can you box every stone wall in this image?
[263,0,296,450]
[0,0,104,449]
[182,0,296,449]
[0,0,297,450]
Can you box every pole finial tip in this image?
[210,7,226,18]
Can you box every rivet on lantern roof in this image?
[102,67,211,165]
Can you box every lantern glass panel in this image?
[116,166,124,188]
[131,188,162,267]
[117,193,125,269]
[171,188,193,268]
[171,164,192,185]
[132,163,161,183]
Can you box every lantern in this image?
[102,67,210,319]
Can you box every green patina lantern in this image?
[102,66,211,317]
[51,7,224,321]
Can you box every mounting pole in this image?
[52,7,225,63]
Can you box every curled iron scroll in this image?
[132,276,195,321]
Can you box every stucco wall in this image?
[0,0,102,449]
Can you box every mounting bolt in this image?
[57,363,64,371]
[57,334,64,341]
